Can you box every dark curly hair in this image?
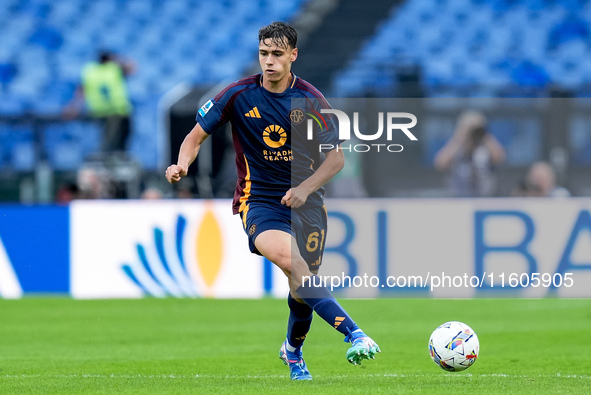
[258,21,298,49]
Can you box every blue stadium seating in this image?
[0,0,308,170]
[332,0,591,97]
[0,123,35,171]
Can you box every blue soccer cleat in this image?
[346,331,381,365]
[279,341,312,380]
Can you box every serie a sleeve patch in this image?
[198,99,214,117]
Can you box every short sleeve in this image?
[195,98,225,134]
[195,82,238,134]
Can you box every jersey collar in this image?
[259,72,297,96]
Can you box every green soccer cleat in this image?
[279,341,312,380]
[346,334,381,365]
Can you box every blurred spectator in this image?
[514,161,571,197]
[176,187,194,199]
[141,188,164,200]
[64,50,136,153]
[77,167,113,199]
[174,177,196,199]
[55,182,80,203]
[434,110,506,197]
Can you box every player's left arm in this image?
[281,147,344,208]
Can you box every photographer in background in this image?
[512,161,571,197]
[434,110,506,197]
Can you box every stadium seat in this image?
[0,0,308,170]
[331,0,591,98]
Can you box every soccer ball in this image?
[428,321,479,371]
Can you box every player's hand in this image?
[165,165,187,184]
[281,187,309,209]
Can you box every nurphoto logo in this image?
[307,109,418,153]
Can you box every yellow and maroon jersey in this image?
[196,73,340,214]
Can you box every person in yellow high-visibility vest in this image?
[64,51,135,153]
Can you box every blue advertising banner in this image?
[1,199,590,299]
[0,205,69,295]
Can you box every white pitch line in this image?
[2,373,591,380]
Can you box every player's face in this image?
[259,38,298,88]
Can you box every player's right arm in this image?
[167,77,251,184]
[165,123,210,184]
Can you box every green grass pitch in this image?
[1,298,590,394]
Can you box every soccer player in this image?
[165,21,380,380]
